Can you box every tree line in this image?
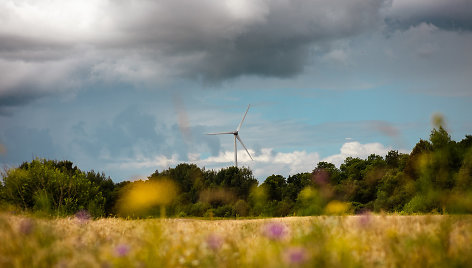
[1,126,472,218]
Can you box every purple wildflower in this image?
[19,218,35,235]
[75,210,91,224]
[263,222,287,240]
[358,210,372,227]
[114,244,131,257]
[283,247,308,265]
[206,234,223,251]
[313,169,329,186]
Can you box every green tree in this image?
[313,162,341,184]
[386,150,400,168]
[262,175,286,201]
[285,173,312,201]
[430,126,451,151]
[1,158,106,217]
[295,187,324,215]
[404,139,433,179]
[374,171,414,212]
[84,171,116,215]
[212,166,258,200]
[152,163,204,203]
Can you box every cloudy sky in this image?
[1,0,471,182]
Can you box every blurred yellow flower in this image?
[118,179,177,215]
[324,200,350,215]
[299,187,317,200]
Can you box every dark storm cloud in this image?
[0,87,43,115]
[0,34,70,60]
[1,0,470,112]
[384,0,472,31]
[0,58,87,114]
[107,0,386,80]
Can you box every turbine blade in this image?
[236,135,253,160]
[236,104,250,132]
[206,131,235,135]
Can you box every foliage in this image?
[1,126,472,217]
[1,159,106,217]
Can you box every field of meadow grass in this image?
[1,213,472,268]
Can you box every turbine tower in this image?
[207,104,253,167]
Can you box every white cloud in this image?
[195,148,320,178]
[103,141,399,181]
[322,141,392,166]
[224,0,268,21]
[106,154,180,171]
[0,1,104,40]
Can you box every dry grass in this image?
[1,213,471,267]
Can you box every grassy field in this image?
[1,213,471,268]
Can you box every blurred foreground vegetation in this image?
[1,214,471,267]
[1,126,472,217]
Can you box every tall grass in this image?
[1,213,471,267]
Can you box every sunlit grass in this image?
[1,213,471,267]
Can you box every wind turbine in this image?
[207,104,253,168]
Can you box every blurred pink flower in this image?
[283,246,308,265]
[75,210,91,224]
[206,234,223,251]
[19,218,34,235]
[358,210,372,227]
[114,244,130,257]
[263,222,287,240]
[313,169,329,186]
